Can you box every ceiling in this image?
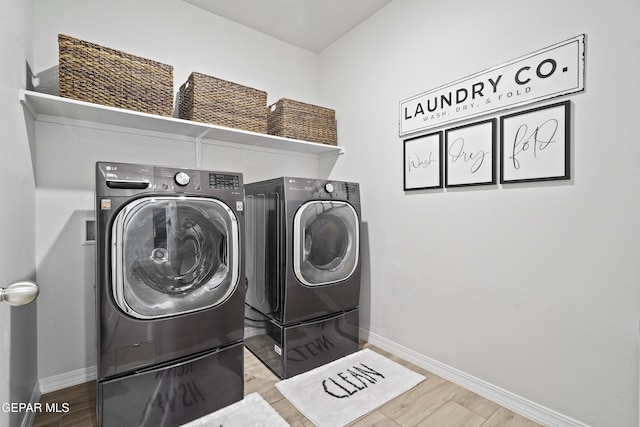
[182,0,393,53]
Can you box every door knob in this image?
[0,281,39,306]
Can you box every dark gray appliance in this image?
[95,161,245,426]
[244,177,361,378]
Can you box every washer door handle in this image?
[106,179,149,190]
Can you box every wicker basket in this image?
[267,98,337,145]
[58,34,174,116]
[178,72,268,134]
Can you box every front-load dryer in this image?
[95,161,245,426]
[244,177,361,378]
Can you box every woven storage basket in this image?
[267,98,337,145]
[58,34,173,116]
[178,72,268,134]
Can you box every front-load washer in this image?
[243,177,361,378]
[95,161,245,426]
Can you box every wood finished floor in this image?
[33,342,543,427]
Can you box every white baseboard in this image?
[359,328,591,427]
[20,383,41,427]
[19,367,96,426]
[38,365,97,395]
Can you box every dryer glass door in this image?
[111,196,239,319]
[293,201,359,286]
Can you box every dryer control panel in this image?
[285,177,360,202]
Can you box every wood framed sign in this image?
[500,101,570,183]
[399,34,585,136]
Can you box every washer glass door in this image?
[111,196,239,319]
[293,201,359,286]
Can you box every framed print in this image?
[403,132,443,190]
[500,101,570,183]
[445,119,496,187]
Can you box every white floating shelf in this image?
[19,90,344,156]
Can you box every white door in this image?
[0,307,9,427]
[1,0,38,423]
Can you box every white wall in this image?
[31,0,331,381]
[319,0,640,426]
[32,0,320,106]
[0,0,37,426]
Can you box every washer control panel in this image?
[97,162,244,198]
[154,167,242,194]
[155,167,201,192]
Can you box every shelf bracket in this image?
[19,90,38,120]
[194,130,210,169]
